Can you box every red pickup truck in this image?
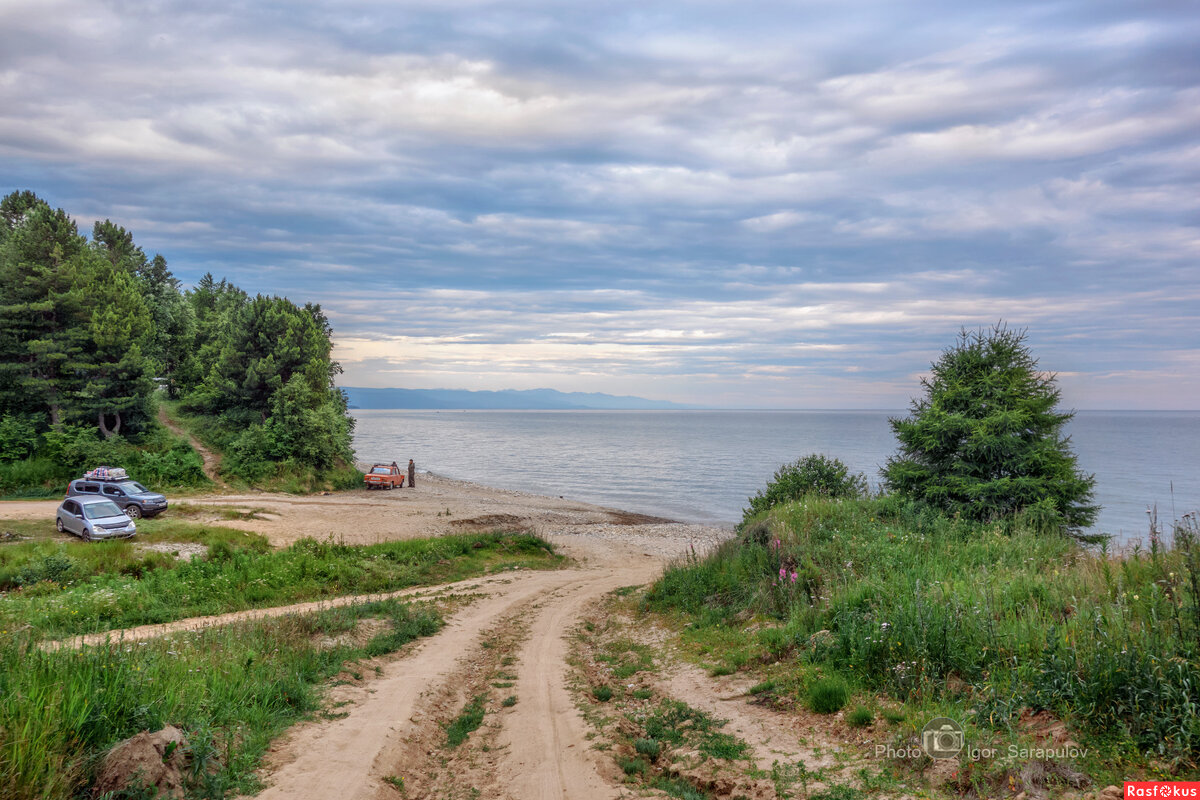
[364,463,405,490]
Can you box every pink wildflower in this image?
[790,570,798,584]
[779,567,786,579]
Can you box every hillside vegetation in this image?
[0,190,357,494]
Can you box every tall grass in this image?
[648,497,1200,767]
[0,597,441,800]
[1,530,561,639]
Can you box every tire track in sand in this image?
[244,563,653,800]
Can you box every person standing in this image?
[408,459,416,488]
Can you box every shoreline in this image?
[0,472,734,564]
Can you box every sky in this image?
[2,0,1198,409]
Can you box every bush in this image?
[0,415,39,463]
[808,675,849,714]
[743,454,866,522]
[882,324,1097,533]
[634,737,661,760]
[846,706,873,727]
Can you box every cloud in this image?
[0,0,1197,407]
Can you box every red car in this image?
[364,463,405,490]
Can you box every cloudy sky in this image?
[2,0,1198,408]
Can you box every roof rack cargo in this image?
[84,466,128,481]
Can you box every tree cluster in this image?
[0,190,353,482]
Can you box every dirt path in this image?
[243,560,657,800]
[156,406,227,487]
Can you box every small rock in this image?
[1099,786,1123,800]
[94,726,190,799]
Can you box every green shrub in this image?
[0,414,39,463]
[743,454,866,522]
[808,676,849,714]
[592,685,614,702]
[634,737,661,760]
[882,323,1097,532]
[846,705,873,727]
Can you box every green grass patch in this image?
[0,597,441,800]
[647,495,1200,770]
[808,676,849,714]
[0,529,562,639]
[501,695,517,707]
[591,685,614,702]
[846,705,873,727]
[445,695,487,748]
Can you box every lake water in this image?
[350,409,1200,542]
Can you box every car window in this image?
[103,485,123,496]
[81,483,100,493]
[82,500,123,519]
[63,501,78,515]
[371,467,391,474]
[118,481,147,494]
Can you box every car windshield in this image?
[82,500,124,519]
[371,467,392,474]
[117,481,148,494]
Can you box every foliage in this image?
[743,454,867,522]
[882,324,1097,532]
[808,675,850,713]
[0,190,357,491]
[444,695,487,747]
[0,527,559,639]
[649,496,1200,767]
[0,598,442,800]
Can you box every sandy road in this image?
[246,552,662,800]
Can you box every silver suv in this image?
[56,496,137,540]
[67,478,168,518]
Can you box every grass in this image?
[0,526,563,639]
[0,597,442,800]
[847,705,874,727]
[591,685,614,702]
[647,495,1200,776]
[808,675,849,714]
[445,695,487,748]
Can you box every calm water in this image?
[350,409,1200,541]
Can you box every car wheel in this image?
[126,505,142,519]
[56,518,65,533]
[81,528,92,542]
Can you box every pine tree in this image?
[882,324,1097,532]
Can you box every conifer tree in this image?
[883,324,1097,532]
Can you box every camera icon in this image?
[920,717,964,759]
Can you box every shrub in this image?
[743,454,866,522]
[592,685,614,702]
[882,323,1097,533]
[808,676,849,714]
[634,737,661,760]
[846,705,873,727]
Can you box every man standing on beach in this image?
[408,459,416,488]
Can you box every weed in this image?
[445,695,487,748]
[808,676,849,714]
[383,774,405,792]
[634,737,661,760]
[591,685,614,702]
[846,706,873,727]
[502,695,517,707]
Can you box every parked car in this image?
[67,478,168,518]
[364,462,405,490]
[56,496,137,541]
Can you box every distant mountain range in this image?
[340,387,695,410]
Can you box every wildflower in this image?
[779,567,786,579]
[1132,594,1139,601]
[790,570,798,584]
[881,622,891,631]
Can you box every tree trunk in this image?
[98,410,122,439]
